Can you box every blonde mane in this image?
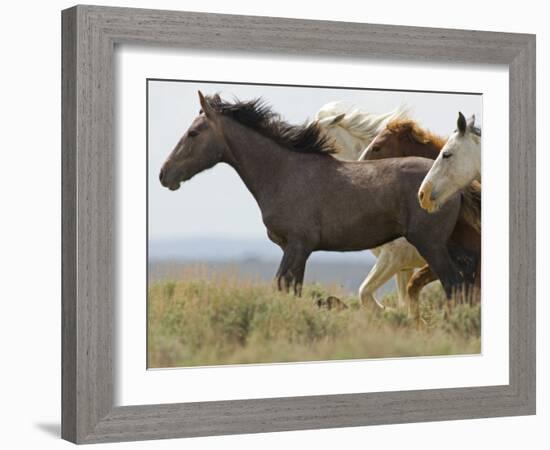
[386,118,447,150]
[314,102,410,145]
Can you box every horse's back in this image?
[311,157,438,250]
[337,156,434,192]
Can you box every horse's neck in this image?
[335,141,366,161]
[413,142,441,160]
[332,132,370,161]
[474,144,482,181]
[464,139,482,182]
[218,118,291,203]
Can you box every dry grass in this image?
[147,266,481,368]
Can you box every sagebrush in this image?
[147,267,480,368]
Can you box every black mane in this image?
[206,94,337,155]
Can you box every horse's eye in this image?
[371,145,381,152]
[188,130,199,138]
[442,152,452,159]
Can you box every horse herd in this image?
[159,91,482,322]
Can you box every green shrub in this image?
[147,271,481,368]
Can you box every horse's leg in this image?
[406,235,463,300]
[406,195,465,302]
[407,265,437,325]
[275,251,292,292]
[471,258,482,305]
[447,240,478,302]
[359,249,398,309]
[275,241,311,296]
[395,269,414,309]
[291,253,309,296]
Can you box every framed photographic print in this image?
[61,4,536,444]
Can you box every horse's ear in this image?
[466,114,476,130]
[318,113,345,127]
[457,112,467,135]
[330,113,345,125]
[198,91,216,120]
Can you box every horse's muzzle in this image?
[159,167,181,191]
[418,181,438,213]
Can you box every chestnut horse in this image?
[360,117,481,314]
[160,92,477,305]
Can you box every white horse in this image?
[314,101,409,160]
[314,102,425,311]
[418,112,481,213]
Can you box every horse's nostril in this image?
[419,191,424,201]
[159,168,165,183]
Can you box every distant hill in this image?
[149,236,378,264]
[149,259,393,295]
[148,237,392,294]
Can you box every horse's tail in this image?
[459,180,481,234]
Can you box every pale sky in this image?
[148,80,482,241]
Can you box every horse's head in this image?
[315,113,365,160]
[359,124,404,161]
[418,112,481,212]
[314,103,411,161]
[360,119,441,161]
[159,91,225,191]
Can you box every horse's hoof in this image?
[316,296,348,311]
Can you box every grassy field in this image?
[147,266,481,368]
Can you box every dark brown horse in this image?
[360,118,481,310]
[159,93,476,302]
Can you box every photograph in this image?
[2,0,542,446]
[147,80,482,368]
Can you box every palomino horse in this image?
[160,92,475,304]
[418,112,481,213]
[313,101,409,160]
[361,117,481,315]
[314,102,418,310]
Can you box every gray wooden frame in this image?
[62,4,536,444]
